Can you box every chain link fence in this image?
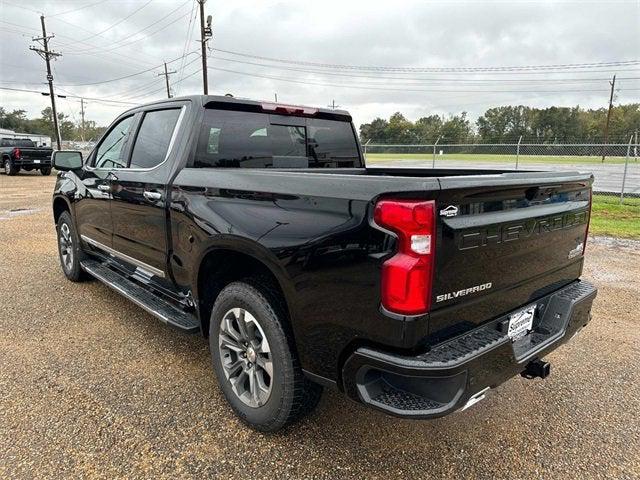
[364,138,639,204]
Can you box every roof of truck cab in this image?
[128,95,351,119]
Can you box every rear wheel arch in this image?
[195,247,296,340]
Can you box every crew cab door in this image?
[76,114,135,249]
[109,106,185,279]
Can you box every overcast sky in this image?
[1,0,639,129]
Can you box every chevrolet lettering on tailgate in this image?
[458,210,589,250]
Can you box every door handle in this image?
[97,184,111,192]
[143,191,162,201]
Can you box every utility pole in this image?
[601,74,616,163]
[157,62,177,98]
[274,93,278,102]
[80,98,86,142]
[198,0,213,95]
[327,99,341,110]
[30,15,62,150]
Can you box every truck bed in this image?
[171,165,592,372]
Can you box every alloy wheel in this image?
[59,223,74,271]
[218,307,273,408]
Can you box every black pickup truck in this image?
[51,95,597,432]
[1,138,53,175]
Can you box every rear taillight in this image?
[13,148,21,159]
[374,199,436,315]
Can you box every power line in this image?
[0,86,139,106]
[98,66,203,104]
[66,10,193,57]
[207,65,640,94]
[58,64,160,87]
[198,0,213,94]
[176,0,198,96]
[602,74,617,161]
[0,0,40,14]
[0,18,165,70]
[80,97,86,141]
[210,55,640,85]
[56,0,154,47]
[109,56,201,100]
[55,51,198,87]
[29,15,63,149]
[108,78,165,99]
[48,0,111,18]
[64,0,192,54]
[211,48,640,73]
[48,55,202,103]
[27,10,180,69]
[157,62,177,98]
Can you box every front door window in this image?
[94,116,134,169]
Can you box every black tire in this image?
[209,280,322,432]
[4,158,18,176]
[40,167,52,176]
[56,211,89,282]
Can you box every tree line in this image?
[0,107,106,142]
[3,103,640,145]
[359,103,640,144]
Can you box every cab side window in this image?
[128,109,182,170]
[94,115,134,169]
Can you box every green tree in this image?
[386,112,416,144]
[412,115,442,143]
[37,107,76,140]
[359,117,389,143]
[0,108,30,132]
[476,106,535,142]
[441,112,472,143]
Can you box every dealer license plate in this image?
[33,160,40,164]
[507,305,535,341]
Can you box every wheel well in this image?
[53,197,70,224]
[197,249,290,337]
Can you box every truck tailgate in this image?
[429,171,592,341]
[19,148,52,160]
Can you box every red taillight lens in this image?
[374,199,436,315]
[13,148,21,159]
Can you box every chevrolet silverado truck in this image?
[51,95,597,432]
[1,138,53,175]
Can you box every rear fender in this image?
[190,235,299,322]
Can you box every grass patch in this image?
[365,153,631,165]
[590,195,640,239]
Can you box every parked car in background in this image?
[1,138,53,175]
[51,95,597,432]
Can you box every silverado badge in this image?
[440,205,459,217]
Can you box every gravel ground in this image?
[1,173,639,479]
